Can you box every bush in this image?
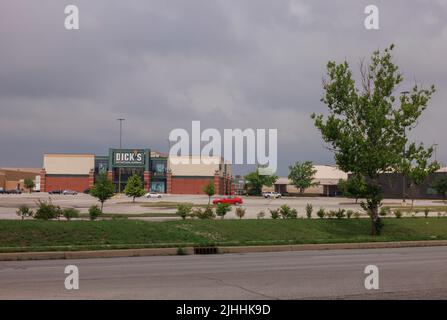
[424,208,430,218]
[269,209,280,219]
[216,203,231,219]
[63,208,80,221]
[353,211,361,219]
[305,203,313,219]
[335,209,346,219]
[317,208,325,219]
[235,207,246,219]
[89,205,102,221]
[16,205,33,220]
[326,210,337,219]
[394,209,402,219]
[379,207,390,217]
[257,211,265,219]
[34,199,61,220]
[278,205,297,219]
[346,210,354,219]
[176,204,193,220]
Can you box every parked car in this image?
[212,196,243,205]
[145,192,162,198]
[63,190,78,195]
[263,191,282,199]
[5,189,22,194]
[48,190,62,195]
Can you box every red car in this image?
[212,196,243,205]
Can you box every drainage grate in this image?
[194,246,218,255]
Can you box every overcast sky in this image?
[0,0,446,176]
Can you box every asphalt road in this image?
[1,246,447,299]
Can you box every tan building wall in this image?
[43,154,95,175]
[168,156,230,177]
[263,165,348,195]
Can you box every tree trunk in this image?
[370,211,378,236]
[100,201,104,213]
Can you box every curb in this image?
[1,240,447,261]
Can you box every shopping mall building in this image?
[39,148,233,195]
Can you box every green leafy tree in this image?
[312,44,436,236]
[90,173,115,212]
[203,182,215,205]
[338,174,367,203]
[401,144,440,207]
[288,161,319,194]
[432,177,447,201]
[244,168,278,196]
[124,174,145,202]
[24,178,35,193]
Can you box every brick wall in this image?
[45,175,90,192]
[171,177,213,194]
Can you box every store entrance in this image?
[112,167,144,192]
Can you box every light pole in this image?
[117,118,125,193]
[434,143,438,163]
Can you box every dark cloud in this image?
[0,0,446,175]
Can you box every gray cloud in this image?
[0,0,446,175]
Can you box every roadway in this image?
[1,246,447,299]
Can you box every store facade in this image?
[40,149,232,195]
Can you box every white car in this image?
[263,191,282,199]
[145,192,162,198]
[62,190,78,195]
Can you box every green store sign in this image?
[109,149,150,168]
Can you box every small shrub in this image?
[326,210,337,219]
[194,206,215,219]
[424,208,430,218]
[335,209,346,219]
[177,247,187,255]
[176,204,193,220]
[88,205,102,221]
[63,208,80,221]
[270,209,280,219]
[34,199,60,220]
[216,203,231,219]
[279,204,297,219]
[235,206,246,219]
[305,203,313,219]
[316,208,325,219]
[353,211,361,219]
[379,207,390,217]
[346,210,354,219]
[394,209,402,219]
[16,205,33,220]
[257,211,265,219]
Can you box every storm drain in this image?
[194,246,218,255]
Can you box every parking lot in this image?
[0,192,443,220]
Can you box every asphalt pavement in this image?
[1,246,446,299]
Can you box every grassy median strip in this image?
[1,218,447,253]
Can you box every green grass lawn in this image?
[1,218,447,253]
